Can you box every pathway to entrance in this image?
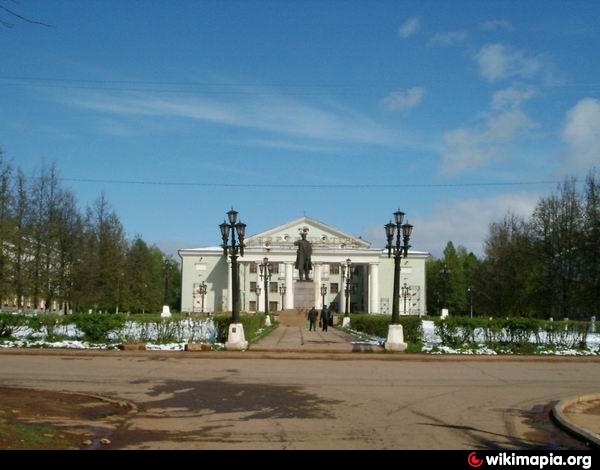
[251,309,382,352]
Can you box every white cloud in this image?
[478,20,513,32]
[398,17,420,38]
[427,30,468,47]
[475,43,544,82]
[381,87,426,112]
[441,87,538,174]
[63,91,402,147]
[375,193,538,257]
[562,97,600,171]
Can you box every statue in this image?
[294,230,312,281]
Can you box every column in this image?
[227,260,233,312]
[369,263,379,314]
[339,266,346,315]
[314,263,322,309]
[285,262,294,309]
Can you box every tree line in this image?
[427,171,599,320]
[0,148,181,313]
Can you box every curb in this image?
[551,393,600,450]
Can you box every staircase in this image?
[277,309,307,327]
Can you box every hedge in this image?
[434,317,590,349]
[348,314,424,344]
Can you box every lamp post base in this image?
[342,316,351,328]
[161,305,171,318]
[441,308,449,319]
[384,324,407,352]
[225,323,248,350]
[265,315,272,327]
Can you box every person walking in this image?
[307,306,318,331]
[320,305,330,332]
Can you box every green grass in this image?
[0,418,70,449]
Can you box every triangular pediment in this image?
[245,217,370,250]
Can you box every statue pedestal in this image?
[225,323,248,350]
[293,281,314,309]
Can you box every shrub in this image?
[348,314,424,343]
[27,314,67,341]
[0,313,28,338]
[71,313,127,342]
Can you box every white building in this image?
[179,217,428,315]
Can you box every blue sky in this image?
[1,0,599,257]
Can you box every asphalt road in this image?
[0,351,598,449]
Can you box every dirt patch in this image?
[0,387,131,450]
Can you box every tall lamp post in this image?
[320,283,327,309]
[344,258,352,316]
[259,257,272,316]
[279,284,286,310]
[384,209,413,351]
[467,287,473,318]
[161,260,171,318]
[219,208,248,350]
[441,263,450,318]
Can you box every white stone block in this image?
[225,323,248,350]
[441,308,449,319]
[161,305,172,318]
[384,324,407,352]
[342,316,351,328]
[265,315,272,327]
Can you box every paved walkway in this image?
[251,324,382,352]
[252,309,382,353]
[563,399,600,436]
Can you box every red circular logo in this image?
[468,452,483,468]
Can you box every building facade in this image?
[179,217,429,315]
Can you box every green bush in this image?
[71,313,127,342]
[0,313,29,338]
[434,316,591,350]
[27,315,67,341]
[348,314,423,343]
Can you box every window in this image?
[249,301,257,311]
[330,264,340,275]
[269,301,278,311]
[270,282,278,293]
[250,281,257,293]
[270,263,279,274]
[250,263,257,274]
[330,283,339,294]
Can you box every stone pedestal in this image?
[265,315,272,327]
[161,305,171,318]
[441,308,449,319]
[294,281,314,309]
[342,316,351,328]
[225,323,248,350]
[384,324,407,352]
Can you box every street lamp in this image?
[467,287,473,318]
[279,284,286,310]
[320,283,327,309]
[219,208,248,350]
[259,257,272,316]
[198,281,207,313]
[161,260,172,317]
[441,263,451,317]
[384,209,413,351]
[344,258,352,316]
